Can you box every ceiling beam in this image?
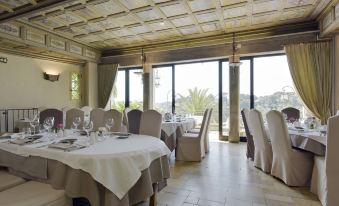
[0,0,78,24]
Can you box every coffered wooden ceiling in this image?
[0,0,331,51]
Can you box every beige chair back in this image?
[65,108,84,129]
[81,106,92,119]
[326,115,339,205]
[204,108,213,153]
[104,109,122,132]
[248,109,272,172]
[139,110,162,138]
[127,109,143,134]
[90,108,105,130]
[266,110,292,157]
[248,110,270,150]
[123,107,131,126]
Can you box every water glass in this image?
[105,118,114,132]
[83,120,93,137]
[73,117,81,130]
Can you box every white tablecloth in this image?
[161,118,196,136]
[0,134,171,199]
[289,129,326,156]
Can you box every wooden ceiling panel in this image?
[252,12,279,25]
[285,0,316,8]
[219,0,248,7]
[119,0,150,10]
[0,0,327,50]
[195,12,218,23]
[159,3,188,17]
[170,16,195,27]
[135,9,161,22]
[223,4,248,19]
[187,0,216,12]
[90,0,124,16]
[252,0,280,14]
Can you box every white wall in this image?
[0,52,83,109]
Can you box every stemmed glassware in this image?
[72,117,81,131]
[105,118,114,133]
[43,117,54,133]
[29,115,40,134]
[83,120,93,137]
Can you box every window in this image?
[70,72,81,100]
[153,66,173,114]
[253,55,304,119]
[109,68,143,111]
[175,61,219,132]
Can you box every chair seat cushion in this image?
[0,170,26,192]
[0,181,70,206]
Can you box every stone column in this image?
[228,60,240,143]
[143,64,152,111]
[83,61,98,108]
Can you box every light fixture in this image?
[154,69,160,88]
[43,72,59,82]
[229,32,242,67]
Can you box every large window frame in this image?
[114,67,143,109]
[152,53,290,139]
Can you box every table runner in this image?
[0,134,171,199]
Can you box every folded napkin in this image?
[9,139,33,145]
[48,142,86,152]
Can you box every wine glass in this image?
[105,118,114,132]
[83,120,93,137]
[72,117,81,130]
[43,117,54,133]
[29,117,39,134]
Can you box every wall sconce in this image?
[43,72,60,82]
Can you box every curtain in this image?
[285,42,333,124]
[98,64,119,108]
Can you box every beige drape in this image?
[285,42,333,124]
[98,64,118,108]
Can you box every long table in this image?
[0,133,171,206]
[289,129,326,156]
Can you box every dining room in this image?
[0,0,339,206]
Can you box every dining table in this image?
[0,131,171,206]
[161,118,196,151]
[288,128,326,156]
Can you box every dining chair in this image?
[127,109,143,134]
[139,110,162,138]
[176,109,209,161]
[81,106,92,120]
[39,109,63,128]
[90,108,105,130]
[104,109,123,132]
[0,181,70,206]
[187,108,212,153]
[241,108,255,161]
[266,110,313,186]
[311,115,339,206]
[122,107,131,132]
[65,108,84,129]
[61,106,71,125]
[281,107,300,122]
[248,109,272,173]
[0,170,26,192]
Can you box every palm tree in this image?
[176,87,215,115]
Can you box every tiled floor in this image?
[154,139,321,206]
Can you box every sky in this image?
[114,55,295,103]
